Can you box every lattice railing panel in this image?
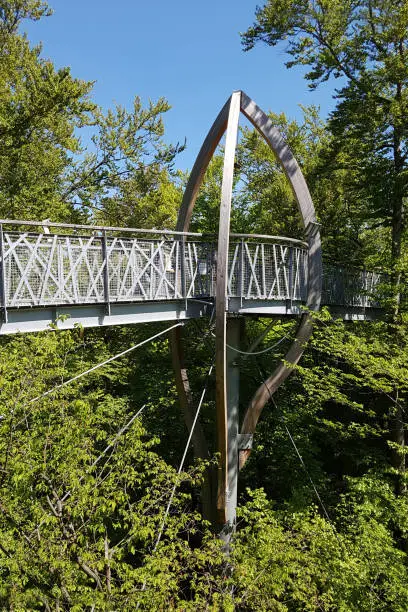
[227,242,308,301]
[106,238,183,302]
[184,242,215,299]
[0,232,215,308]
[3,233,106,307]
[0,229,384,312]
[322,264,384,308]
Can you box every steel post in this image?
[101,231,111,316]
[0,224,8,323]
[220,316,241,543]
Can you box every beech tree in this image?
[0,1,94,220]
[242,0,408,294]
[0,0,183,227]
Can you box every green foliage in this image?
[232,487,408,611]
[1,1,408,608]
[236,107,326,238]
[67,97,184,228]
[242,0,408,275]
[0,329,228,609]
[0,0,183,228]
[0,5,94,220]
[190,108,327,239]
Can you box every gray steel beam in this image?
[220,316,241,543]
[228,297,304,316]
[0,300,209,335]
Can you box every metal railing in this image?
[0,220,386,316]
[0,232,212,309]
[322,263,385,309]
[228,240,308,302]
[0,225,307,312]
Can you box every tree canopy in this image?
[0,0,408,609]
[242,0,408,278]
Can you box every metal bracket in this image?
[0,224,8,323]
[237,433,253,450]
[305,220,321,238]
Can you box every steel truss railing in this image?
[0,228,308,312]
[228,240,308,301]
[0,224,384,315]
[0,231,212,309]
[322,263,384,309]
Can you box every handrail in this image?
[229,233,308,248]
[0,219,309,247]
[0,219,202,238]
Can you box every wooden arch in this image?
[170,91,322,523]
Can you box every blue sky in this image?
[24,0,337,171]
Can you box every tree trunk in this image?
[389,121,406,486]
[169,327,217,524]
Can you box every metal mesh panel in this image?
[322,264,384,307]
[184,242,215,298]
[0,229,383,312]
[106,238,182,302]
[227,243,241,296]
[292,247,308,301]
[0,232,216,308]
[227,241,308,301]
[3,233,105,306]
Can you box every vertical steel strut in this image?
[214,92,241,523]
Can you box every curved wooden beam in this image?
[238,94,322,469]
[175,98,232,233]
[214,92,241,521]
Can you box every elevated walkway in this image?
[0,220,383,334]
[0,92,387,533]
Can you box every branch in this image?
[367,0,387,56]
[77,557,103,591]
[62,153,111,198]
[310,19,392,106]
[45,490,103,591]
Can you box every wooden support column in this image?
[215,91,241,524]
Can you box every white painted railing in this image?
[0,227,307,313]
[0,221,385,318]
